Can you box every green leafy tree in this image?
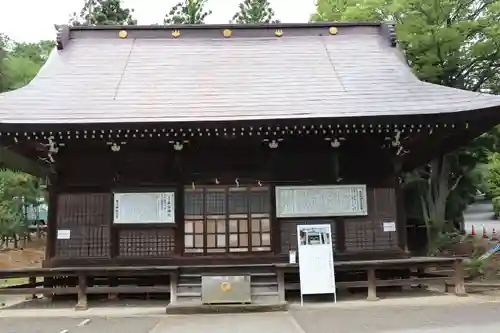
[2,56,40,90]
[232,0,279,24]
[3,40,56,90]
[0,36,51,246]
[0,33,12,93]
[164,0,212,24]
[311,0,500,253]
[485,153,500,198]
[11,41,55,66]
[0,170,44,248]
[70,0,137,26]
[0,36,53,92]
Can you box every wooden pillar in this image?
[277,269,285,302]
[335,218,346,253]
[394,162,408,252]
[169,271,178,304]
[75,273,88,311]
[29,276,37,300]
[108,276,118,301]
[45,173,58,260]
[174,153,185,255]
[453,260,467,297]
[366,268,379,301]
[270,185,281,254]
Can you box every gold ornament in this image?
[329,27,338,35]
[220,282,232,292]
[172,30,181,38]
[223,29,232,38]
[118,30,128,39]
[274,29,283,37]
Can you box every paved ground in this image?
[464,200,500,236]
[2,297,500,333]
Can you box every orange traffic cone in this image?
[483,225,488,239]
[471,225,476,236]
[492,228,499,241]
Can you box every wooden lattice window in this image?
[119,228,175,257]
[55,193,111,258]
[184,186,271,254]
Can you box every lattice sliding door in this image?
[183,186,271,255]
[184,189,205,254]
[205,188,227,253]
[249,188,271,251]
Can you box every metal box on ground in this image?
[201,275,251,304]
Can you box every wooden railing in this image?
[0,266,178,310]
[277,256,467,301]
[0,257,466,310]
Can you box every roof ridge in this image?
[55,22,395,51]
[69,22,383,31]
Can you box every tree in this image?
[311,0,500,253]
[0,35,54,92]
[70,0,137,26]
[2,56,41,90]
[232,0,279,24]
[485,153,500,198]
[164,0,212,24]
[11,40,55,66]
[0,170,44,248]
[0,35,51,246]
[0,34,11,93]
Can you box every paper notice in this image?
[383,221,396,232]
[57,229,71,240]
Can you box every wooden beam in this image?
[402,117,497,171]
[0,146,49,176]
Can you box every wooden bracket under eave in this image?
[55,24,70,50]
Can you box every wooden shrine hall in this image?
[1,22,500,310]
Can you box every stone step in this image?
[165,301,288,315]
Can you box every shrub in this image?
[485,153,500,198]
[493,196,500,219]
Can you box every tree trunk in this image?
[420,155,457,255]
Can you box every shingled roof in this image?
[0,22,499,125]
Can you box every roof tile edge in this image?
[54,24,70,50]
[380,22,397,47]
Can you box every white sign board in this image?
[276,185,367,218]
[297,224,336,305]
[289,250,297,264]
[57,229,71,240]
[383,220,396,232]
[113,192,175,224]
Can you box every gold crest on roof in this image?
[223,29,232,38]
[118,30,128,39]
[274,29,283,37]
[172,30,181,38]
[329,27,338,35]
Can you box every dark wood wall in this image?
[279,188,399,257]
[47,136,403,266]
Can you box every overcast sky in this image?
[0,0,317,42]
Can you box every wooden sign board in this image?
[113,192,175,224]
[276,185,367,218]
